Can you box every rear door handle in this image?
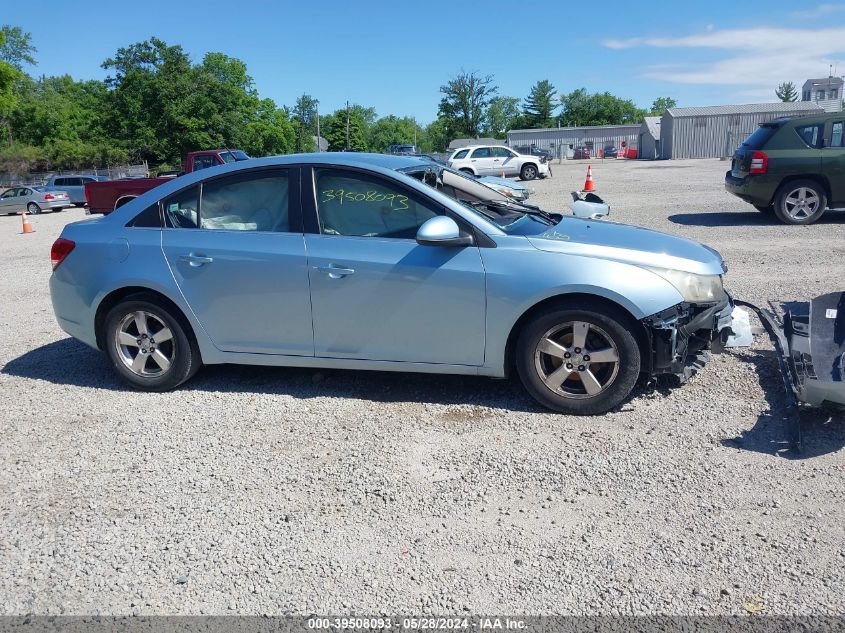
[179,253,214,267]
[315,265,355,279]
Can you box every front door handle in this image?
[315,265,355,279]
[179,253,214,267]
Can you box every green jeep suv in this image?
[725,113,845,225]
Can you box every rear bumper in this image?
[724,171,778,206]
[43,200,70,210]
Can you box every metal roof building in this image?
[448,137,501,150]
[659,102,824,159]
[638,117,661,160]
[506,124,640,158]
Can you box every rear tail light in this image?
[44,193,54,200]
[51,238,76,271]
[749,150,768,174]
[85,186,91,203]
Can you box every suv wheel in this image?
[516,304,641,415]
[774,180,827,225]
[520,164,538,181]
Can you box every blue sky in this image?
[6,0,845,123]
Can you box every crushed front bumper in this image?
[642,293,742,381]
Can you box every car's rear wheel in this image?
[520,164,538,181]
[104,294,201,391]
[774,180,827,225]
[516,304,641,415]
[27,202,40,215]
[753,204,774,215]
[458,168,475,176]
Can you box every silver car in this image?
[50,153,741,415]
[0,185,71,215]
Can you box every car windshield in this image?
[399,162,557,233]
[220,150,250,163]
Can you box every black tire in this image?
[27,202,40,215]
[515,302,641,415]
[753,204,774,215]
[773,180,827,225]
[103,293,201,391]
[520,163,539,181]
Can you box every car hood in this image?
[480,176,528,191]
[526,217,726,275]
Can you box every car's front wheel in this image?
[516,304,641,415]
[520,164,538,181]
[104,293,201,391]
[774,180,827,225]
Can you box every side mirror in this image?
[416,216,474,247]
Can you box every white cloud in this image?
[791,3,845,19]
[603,27,845,90]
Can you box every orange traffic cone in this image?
[582,165,595,192]
[21,211,34,234]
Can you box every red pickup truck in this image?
[84,149,250,215]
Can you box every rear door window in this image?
[830,121,844,148]
[200,171,289,232]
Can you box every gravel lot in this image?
[1,159,844,616]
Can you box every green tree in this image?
[483,96,522,137]
[324,106,367,151]
[0,25,36,70]
[522,80,557,128]
[775,81,798,102]
[368,115,421,152]
[559,88,646,126]
[650,96,677,115]
[423,118,450,152]
[438,70,497,139]
[292,94,320,152]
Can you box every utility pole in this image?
[346,101,350,151]
[315,102,320,152]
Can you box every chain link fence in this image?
[0,163,149,187]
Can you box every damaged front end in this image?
[642,294,746,382]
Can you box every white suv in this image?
[448,145,550,181]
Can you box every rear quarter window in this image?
[795,123,824,148]
[453,149,469,160]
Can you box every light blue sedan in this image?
[49,153,737,414]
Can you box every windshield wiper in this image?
[475,199,557,224]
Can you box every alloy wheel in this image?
[114,310,176,377]
[534,321,620,399]
[783,187,820,220]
